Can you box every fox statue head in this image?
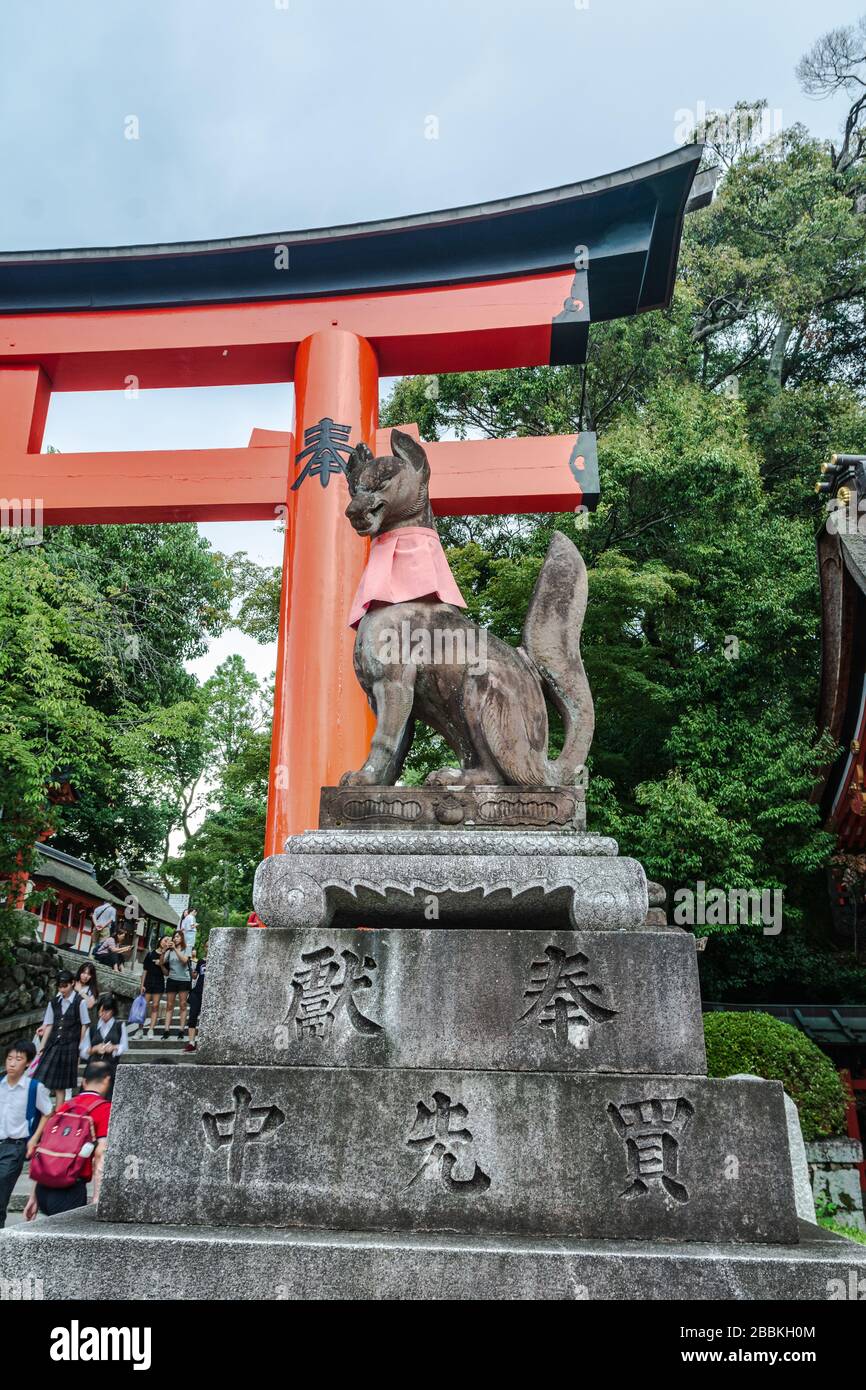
[344,429,434,537]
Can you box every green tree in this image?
[163,659,270,934]
[0,521,233,934]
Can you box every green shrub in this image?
[703,1011,847,1141]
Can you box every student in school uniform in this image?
[74,961,99,1016]
[0,1040,53,1228]
[33,971,90,1108]
[80,993,128,1096]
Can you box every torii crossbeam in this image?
[0,145,705,853]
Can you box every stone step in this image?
[1,1207,863,1300]
[129,1033,188,1046]
[198,926,705,1074]
[99,1064,798,1245]
[120,1047,189,1064]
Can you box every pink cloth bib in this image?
[348,526,467,629]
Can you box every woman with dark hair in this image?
[92,927,133,974]
[161,932,191,1041]
[184,950,206,1053]
[142,934,171,1039]
[74,962,98,1015]
[33,971,90,1107]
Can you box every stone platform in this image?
[0,827,841,1301]
[253,830,647,931]
[3,1208,864,1301]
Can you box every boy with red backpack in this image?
[23,1060,113,1219]
[0,1039,53,1227]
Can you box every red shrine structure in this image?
[0,145,708,853]
[816,454,866,856]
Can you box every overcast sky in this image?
[1,0,862,684]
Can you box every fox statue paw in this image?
[339,767,382,788]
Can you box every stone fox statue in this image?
[340,429,594,789]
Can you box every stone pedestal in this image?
[3,828,865,1299]
[253,830,646,930]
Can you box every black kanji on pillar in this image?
[292,417,354,490]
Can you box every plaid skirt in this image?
[35,1036,80,1091]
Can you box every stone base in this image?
[2,1209,864,1301]
[95,1064,798,1244]
[319,784,586,832]
[254,831,647,931]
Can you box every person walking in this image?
[24,1060,113,1218]
[90,900,117,947]
[161,932,192,1041]
[80,993,128,1095]
[0,1040,53,1227]
[33,971,90,1108]
[184,953,206,1053]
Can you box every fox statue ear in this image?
[345,440,374,493]
[390,429,429,476]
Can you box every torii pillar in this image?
[268,329,378,852]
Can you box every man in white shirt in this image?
[91,901,117,935]
[0,1039,53,1227]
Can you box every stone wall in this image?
[0,919,62,1051]
[0,914,140,1053]
[53,945,141,1005]
[805,1137,866,1232]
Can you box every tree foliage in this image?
[704,1011,848,1139]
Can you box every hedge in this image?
[703,1010,847,1141]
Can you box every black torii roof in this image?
[0,146,708,330]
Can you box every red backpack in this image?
[29,1096,103,1189]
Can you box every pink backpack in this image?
[29,1096,103,1188]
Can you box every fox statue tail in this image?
[488,532,594,787]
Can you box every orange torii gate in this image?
[0,146,705,855]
